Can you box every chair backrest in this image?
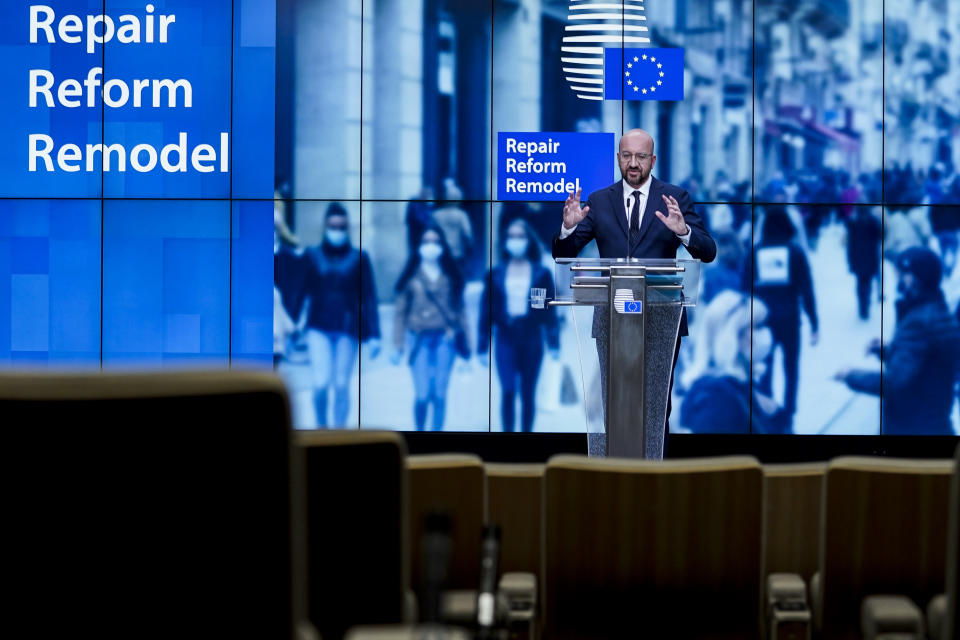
[298,430,408,639]
[543,455,764,639]
[945,445,960,640]
[407,454,485,592]
[485,463,544,576]
[819,456,953,639]
[1,370,302,639]
[762,463,826,583]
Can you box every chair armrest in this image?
[403,590,418,624]
[861,595,924,640]
[296,620,321,640]
[499,572,537,621]
[428,575,538,637]
[766,573,810,640]
[440,589,478,626]
[926,593,947,640]
[810,571,821,633]
[499,572,537,639]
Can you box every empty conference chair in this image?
[543,455,764,639]
[762,463,825,639]
[1,370,304,639]
[814,457,953,640]
[298,430,409,639]
[485,463,544,577]
[407,454,485,595]
[762,463,826,584]
[486,463,544,636]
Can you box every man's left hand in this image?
[655,194,689,236]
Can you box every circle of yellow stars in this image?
[624,53,665,95]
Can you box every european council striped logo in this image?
[614,289,642,314]
[561,0,649,101]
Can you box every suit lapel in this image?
[634,177,662,251]
[606,182,629,240]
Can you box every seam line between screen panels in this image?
[880,0,886,436]
[358,0,365,429]
[99,0,106,367]
[750,0,757,435]
[489,0,495,432]
[6,197,951,208]
[228,0,236,367]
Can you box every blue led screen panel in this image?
[232,199,274,367]
[0,199,101,365]
[233,0,276,199]
[102,199,230,366]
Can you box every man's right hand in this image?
[562,187,590,230]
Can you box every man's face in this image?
[617,134,656,188]
[896,271,918,301]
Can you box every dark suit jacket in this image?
[552,177,717,336]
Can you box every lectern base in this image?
[551,258,700,461]
[593,303,681,460]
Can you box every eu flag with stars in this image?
[604,48,684,100]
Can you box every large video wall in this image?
[274,0,960,435]
[3,1,958,436]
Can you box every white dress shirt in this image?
[621,174,651,231]
[560,176,692,246]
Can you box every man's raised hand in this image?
[562,187,590,230]
[654,194,689,236]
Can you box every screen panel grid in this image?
[2,0,959,435]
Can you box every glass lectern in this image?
[533,258,701,459]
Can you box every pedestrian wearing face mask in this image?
[392,223,468,430]
[478,219,560,432]
[297,203,381,428]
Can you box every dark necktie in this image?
[629,190,642,252]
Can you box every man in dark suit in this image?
[836,247,960,435]
[552,129,717,453]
